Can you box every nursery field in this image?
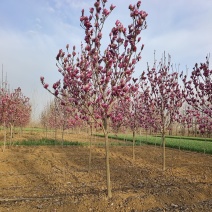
[104,134,212,154]
[0,132,212,211]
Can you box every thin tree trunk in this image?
[195,120,197,137]
[175,125,178,136]
[88,134,92,173]
[162,127,166,171]
[10,124,13,146]
[61,127,64,147]
[132,130,135,161]
[3,122,6,152]
[88,123,93,173]
[149,127,152,135]
[187,126,190,137]
[105,131,112,198]
[191,119,194,137]
[45,126,48,139]
[103,117,112,198]
[54,128,57,143]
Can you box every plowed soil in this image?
[0,133,211,211]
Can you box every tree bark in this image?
[3,122,6,152]
[10,124,13,146]
[162,126,166,171]
[61,127,64,147]
[132,130,135,161]
[103,117,112,198]
[88,133,92,173]
[105,132,112,198]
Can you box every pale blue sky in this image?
[0,0,211,121]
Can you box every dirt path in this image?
[0,138,211,211]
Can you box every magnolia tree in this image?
[197,113,212,137]
[42,99,61,140]
[182,57,212,136]
[40,98,81,140]
[113,89,151,161]
[0,89,11,126]
[41,0,147,197]
[110,96,138,161]
[140,54,184,171]
[110,100,127,135]
[0,87,31,129]
[177,107,212,137]
[110,88,161,161]
[182,57,212,117]
[176,105,194,136]
[127,89,143,161]
[0,87,31,150]
[10,88,31,129]
[40,106,49,136]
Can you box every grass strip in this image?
[7,138,86,146]
[95,134,212,154]
[154,135,212,142]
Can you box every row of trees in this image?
[40,98,84,140]
[0,74,31,150]
[40,0,211,198]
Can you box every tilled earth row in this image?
[0,140,211,211]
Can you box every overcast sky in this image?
[0,0,211,122]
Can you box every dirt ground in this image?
[0,132,212,211]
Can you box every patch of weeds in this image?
[12,138,85,146]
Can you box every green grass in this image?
[154,135,212,142]
[5,138,86,146]
[1,132,211,154]
[96,134,212,154]
[20,127,42,131]
[18,127,55,132]
[0,126,56,132]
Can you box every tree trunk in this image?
[3,122,6,152]
[103,117,112,198]
[139,128,141,136]
[162,127,166,171]
[149,127,152,135]
[10,124,13,146]
[105,132,112,198]
[54,128,57,143]
[88,122,93,173]
[45,126,48,139]
[88,134,92,173]
[61,127,64,147]
[132,130,135,161]
[195,120,197,137]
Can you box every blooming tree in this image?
[0,87,31,129]
[182,56,212,118]
[9,88,31,129]
[40,98,82,140]
[41,0,148,197]
[140,54,184,171]
[177,107,212,137]
[110,99,129,136]
[0,87,31,150]
[114,89,150,161]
